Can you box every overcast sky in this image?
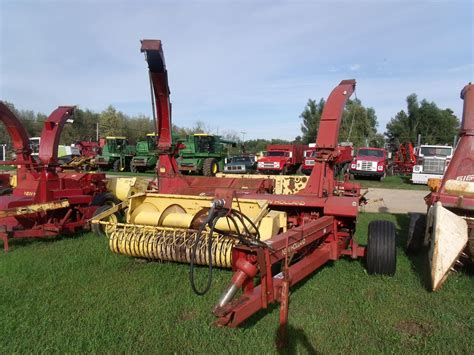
[1,0,472,140]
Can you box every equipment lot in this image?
[0,212,472,353]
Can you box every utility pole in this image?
[240,131,247,143]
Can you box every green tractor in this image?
[95,137,136,172]
[130,133,158,173]
[177,134,236,176]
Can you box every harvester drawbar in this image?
[0,102,112,251]
[92,39,397,330]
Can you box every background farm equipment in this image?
[392,142,416,175]
[59,141,101,171]
[74,140,101,157]
[407,82,473,291]
[131,133,158,173]
[95,136,136,172]
[92,40,397,331]
[0,102,112,251]
[176,134,235,176]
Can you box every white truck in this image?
[411,144,454,184]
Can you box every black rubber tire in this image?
[91,205,121,237]
[130,163,139,174]
[202,158,218,176]
[91,192,120,206]
[113,159,122,172]
[0,187,13,196]
[406,213,426,253]
[367,220,397,276]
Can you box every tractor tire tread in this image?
[203,158,218,176]
[0,187,13,196]
[406,213,426,253]
[91,205,113,237]
[91,192,120,206]
[367,220,397,276]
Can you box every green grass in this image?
[103,170,156,177]
[0,213,472,353]
[353,175,429,190]
[0,165,15,171]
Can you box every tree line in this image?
[1,93,459,156]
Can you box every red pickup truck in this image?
[301,145,353,175]
[257,144,305,174]
[349,147,390,181]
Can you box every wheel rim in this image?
[212,163,218,174]
[104,213,118,235]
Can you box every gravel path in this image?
[361,187,428,214]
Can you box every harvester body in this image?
[131,133,158,173]
[0,102,109,251]
[92,40,397,330]
[95,137,136,172]
[422,83,474,290]
[176,134,235,176]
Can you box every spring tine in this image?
[107,224,235,267]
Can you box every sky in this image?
[0,0,473,140]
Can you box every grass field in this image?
[0,165,15,171]
[353,175,429,191]
[0,212,472,353]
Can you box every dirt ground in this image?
[361,187,428,214]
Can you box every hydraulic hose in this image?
[188,200,264,296]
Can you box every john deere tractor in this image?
[176,134,235,176]
[95,137,136,172]
[130,133,158,173]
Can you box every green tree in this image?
[300,98,325,144]
[339,99,379,147]
[61,108,100,144]
[98,105,126,138]
[385,94,459,145]
[300,98,381,148]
